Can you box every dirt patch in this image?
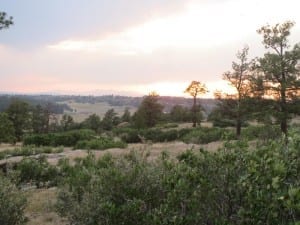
[25,187,67,225]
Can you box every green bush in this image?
[56,151,167,225]
[23,129,96,147]
[212,119,249,128]
[113,127,141,143]
[181,127,235,144]
[15,156,59,188]
[114,127,179,143]
[56,133,300,225]
[75,137,127,150]
[0,175,27,225]
[242,125,281,141]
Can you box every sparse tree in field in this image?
[0,12,13,30]
[215,46,252,138]
[185,81,208,127]
[255,21,300,139]
[6,99,31,141]
[133,92,163,128]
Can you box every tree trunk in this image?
[192,96,197,127]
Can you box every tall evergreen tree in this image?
[215,46,252,138]
[255,21,300,138]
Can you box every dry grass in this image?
[25,188,66,225]
[60,101,137,122]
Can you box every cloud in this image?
[0,0,188,49]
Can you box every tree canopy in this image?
[0,12,13,30]
[185,81,208,127]
[255,21,300,137]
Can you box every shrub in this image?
[75,137,127,150]
[114,127,179,143]
[0,175,27,225]
[113,127,141,143]
[242,125,281,141]
[56,151,167,225]
[23,129,96,147]
[56,134,300,225]
[15,156,59,188]
[181,127,234,144]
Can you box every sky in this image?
[0,0,300,97]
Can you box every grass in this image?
[59,101,137,122]
[25,188,66,225]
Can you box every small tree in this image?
[0,112,15,143]
[82,114,101,133]
[133,92,163,128]
[169,105,192,122]
[6,99,31,141]
[60,114,75,131]
[101,109,120,130]
[255,21,300,139]
[215,46,252,138]
[185,81,208,127]
[121,107,131,122]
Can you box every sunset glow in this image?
[1,0,300,96]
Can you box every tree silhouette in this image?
[0,12,13,30]
[255,21,300,139]
[185,81,207,127]
[133,92,163,128]
[215,46,252,138]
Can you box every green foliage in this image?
[121,107,131,122]
[6,99,31,141]
[114,127,180,143]
[14,156,59,188]
[56,151,167,225]
[169,105,192,122]
[0,112,16,143]
[113,127,141,143]
[75,137,127,150]
[31,104,50,133]
[0,175,27,225]
[81,114,101,133]
[56,133,300,225]
[254,21,300,136]
[242,125,282,141]
[181,127,235,144]
[133,93,163,128]
[101,109,120,131]
[0,146,63,160]
[23,129,95,147]
[60,114,75,131]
